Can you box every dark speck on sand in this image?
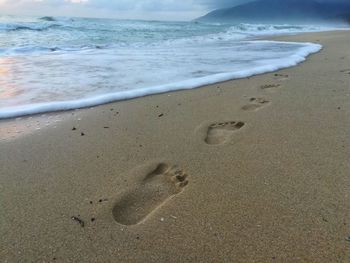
[71,216,85,227]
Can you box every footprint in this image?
[112,163,188,225]
[242,97,270,111]
[340,69,350,74]
[274,73,289,81]
[260,83,281,90]
[205,121,245,145]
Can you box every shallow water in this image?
[0,16,330,118]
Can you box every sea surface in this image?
[0,15,333,118]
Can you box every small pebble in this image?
[345,236,350,242]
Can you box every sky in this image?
[0,0,347,21]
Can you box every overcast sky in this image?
[0,0,347,21]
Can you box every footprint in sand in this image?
[112,163,188,225]
[205,121,245,145]
[340,69,350,74]
[242,97,270,111]
[273,73,289,81]
[260,83,281,91]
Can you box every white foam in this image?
[0,41,321,119]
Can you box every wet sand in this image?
[1,30,350,262]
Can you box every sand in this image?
[1,30,350,262]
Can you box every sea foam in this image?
[0,40,321,119]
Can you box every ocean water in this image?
[0,16,328,118]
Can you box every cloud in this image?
[0,0,207,20]
[0,0,348,20]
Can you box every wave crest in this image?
[0,23,61,32]
[39,16,56,22]
[228,23,324,34]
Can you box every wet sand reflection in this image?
[0,57,24,104]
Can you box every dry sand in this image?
[1,30,350,262]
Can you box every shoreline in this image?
[1,30,350,262]
[0,30,325,141]
[0,33,322,120]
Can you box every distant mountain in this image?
[196,0,350,24]
[335,12,350,23]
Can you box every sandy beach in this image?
[1,30,350,262]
